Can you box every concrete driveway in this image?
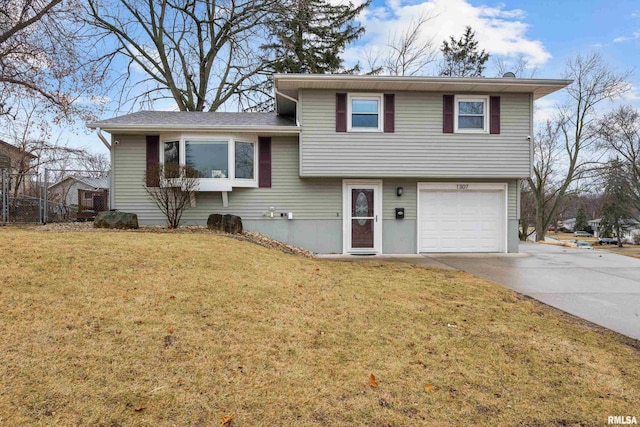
[424,243,640,340]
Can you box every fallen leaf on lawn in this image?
[369,373,379,388]
[134,406,145,412]
[425,383,434,393]
[169,295,176,300]
[220,415,234,425]
[168,328,174,334]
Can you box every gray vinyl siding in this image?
[112,134,342,224]
[380,179,518,221]
[112,134,520,253]
[300,89,531,178]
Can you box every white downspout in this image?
[96,128,115,210]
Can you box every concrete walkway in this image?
[319,243,640,340]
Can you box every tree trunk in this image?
[519,220,528,241]
[535,202,546,242]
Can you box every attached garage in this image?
[417,183,507,253]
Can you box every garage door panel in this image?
[418,187,505,253]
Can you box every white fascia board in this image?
[86,124,301,134]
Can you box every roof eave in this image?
[273,74,572,99]
[87,124,302,134]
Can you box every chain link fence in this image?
[0,168,109,224]
[1,169,47,224]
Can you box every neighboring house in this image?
[48,174,110,220]
[88,74,570,254]
[589,217,640,242]
[588,218,601,237]
[48,174,110,207]
[0,139,36,174]
[561,217,576,231]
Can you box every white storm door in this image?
[343,180,382,254]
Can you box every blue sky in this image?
[72,0,640,156]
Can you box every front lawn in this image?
[1,228,638,425]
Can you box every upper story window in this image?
[454,95,488,133]
[348,94,383,132]
[160,134,257,190]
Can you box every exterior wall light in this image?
[396,187,404,197]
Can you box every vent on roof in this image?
[502,72,516,78]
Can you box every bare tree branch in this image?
[527,52,630,241]
[364,13,437,76]
[85,0,277,112]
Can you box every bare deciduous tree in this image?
[365,14,438,76]
[519,180,536,240]
[85,0,278,112]
[596,105,640,211]
[2,102,86,210]
[76,152,110,178]
[528,52,629,242]
[0,0,104,121]
[144,163,199,228]
[493,55,537,78]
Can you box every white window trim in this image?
[347,93,384,132]
[454,95,489,134]
[159,133,258,191]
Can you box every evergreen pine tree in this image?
[262,0,370,74]
[246,0,369,111]
[439,26,489,77]
[574,207,588,232]
[599,158,636,246]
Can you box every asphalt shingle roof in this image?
[89,111,296,129]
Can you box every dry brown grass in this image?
[1,227,639,426]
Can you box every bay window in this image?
[186,140,229,178]
[159,134,258,190]
[234,141,254,180]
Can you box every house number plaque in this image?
[456,184,469,190]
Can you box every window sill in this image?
[453,129,489,134]
[195,179,257,192]
[346,128,383,133]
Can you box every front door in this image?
[343,180,382,254]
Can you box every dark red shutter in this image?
[258,136,272,188]
[443,95,454,133]
[336,93,347,132]
[383,93,395,133]
[146,135,159,187]
[490,96,501,134]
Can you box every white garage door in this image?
[418,183,506,253]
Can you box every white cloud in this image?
[613,31,640,43]
[345,0,551,73]
[533,98,558,124]
[620,84,640,102]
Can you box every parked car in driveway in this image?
[574,231,593,237]
[598,237,619,245]
[576,241,593,250]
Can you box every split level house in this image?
[88,74,570,254]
